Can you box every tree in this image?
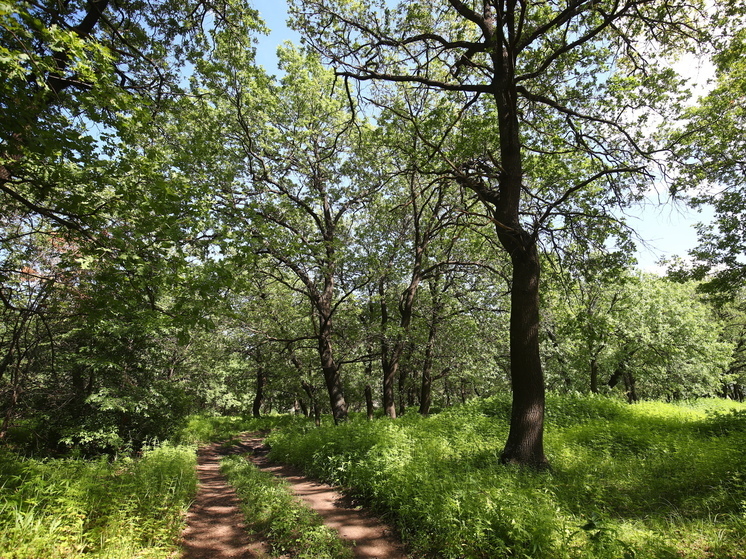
[668,5,746,298]
[289,0,704,466]
[544,271,733,401]
[0,0,267,450]
[362,89,484,417]
[198,44,387,423]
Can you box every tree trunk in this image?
[419,371,432,416]
[498,239,549,469]
[623,370,638,403]
[380,279,397,418]
[252,366,265,418]
[302,380,321,426]
[590,357,599,394]
[381,357,397,418]
[318,326,347,424]
[364,384,374,420]
[397,367,408,416]
[419,317,437,416]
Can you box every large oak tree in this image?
[289,0,707,467]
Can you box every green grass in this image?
[0,442,197,558]
[0,413,327,558]
[220,454,353,559]
[266,394,746,559]
[176,413,305,445]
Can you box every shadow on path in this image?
[241,435,409,559]
[181,442,269,559]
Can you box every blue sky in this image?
[249,0,708,272]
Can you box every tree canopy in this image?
[1,0,744,466]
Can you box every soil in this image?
[180,434,409,559]
[181,441,270,559]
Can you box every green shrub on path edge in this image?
[0,442,197,559]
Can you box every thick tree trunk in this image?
[318,328,347,424]
[491,52,549,467]
[499,238,549,469]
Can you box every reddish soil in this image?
[181,442,270,559]
[180,434,409,559]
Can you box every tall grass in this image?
[0,443,196,558]
[267,395,746,559]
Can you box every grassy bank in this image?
[0,442,196,558]
[266,395,746,559]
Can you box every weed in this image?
[267,395,746,558]
[0,442,196,558]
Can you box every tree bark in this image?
[318,327,347,424]
[499,241,548,468]
[364,384,374,420]
[252,365,265,418]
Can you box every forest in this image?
[1,0,745,557]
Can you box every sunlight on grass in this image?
[220,454,353,559]
[267,394,746,559]
[0,443,196,558]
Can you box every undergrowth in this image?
[176,413,304,445]
[267,394,746,559]
[220,454,353,559]
[0,442,196,558]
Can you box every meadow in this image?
[267,395,746,559]
[0,395,744,558]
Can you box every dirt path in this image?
[180,435,409,559]
[241,435,409,559]
[181,442,270,559]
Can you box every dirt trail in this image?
[181,442,270,559]
[181,435,409,559]
[241,435,409,559]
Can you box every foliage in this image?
[221,454,353,559]
[543,272,734,400]
[176,414,304,445]
[667,6,746,296]
[267,394,746,559]
[0,442,196,558]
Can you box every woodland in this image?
[1,0,746,557]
